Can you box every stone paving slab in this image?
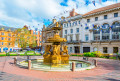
[0,56,120,81]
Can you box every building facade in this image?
[42,19,63,51]
[62,3,120,54]
[0,25,42,52]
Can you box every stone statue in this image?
[53,45,60,55]
[61,46,68,55]
[44,45,51,55]
[56,22,59,27]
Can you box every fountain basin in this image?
[17,59,95,71]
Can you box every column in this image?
[80,44,83,53]
[110,28,112,40]
[73,46,75,53]
[73,34,76,41]
[100,29,102,40]
[67,35,69,41]
[90,31,93,40]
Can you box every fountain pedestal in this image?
[43,22,69,67]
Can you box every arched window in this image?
[93,47,97,52]
[112,21,120,39]
[102,23,110,40]
[93,25,100,40]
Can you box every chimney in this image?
[43,25,46,30]
[53,19,56,23]
[70,8,76,17]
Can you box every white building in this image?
[62,3,120,54]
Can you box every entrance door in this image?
[83,47,90,53]
[74,46,80,53]
[0,48,1,52]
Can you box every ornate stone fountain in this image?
[43,22,69,67]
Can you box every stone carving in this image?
[61,46,68,55]
[44,45,51,55]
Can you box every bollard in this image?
[72,62,75,71]
[94,59,97,67]
[14,57,17,64]
[87,57,89,61]
[28,60,31,70]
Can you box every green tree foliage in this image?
[15,27,37,49]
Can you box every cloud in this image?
[0,0,119,29]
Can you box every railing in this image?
[91,39,120,42]
[66,40,81,44]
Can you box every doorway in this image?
[74,46,80,53]
[83,47,90,53]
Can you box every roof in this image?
[83,3,120,16]
[0,25,17,32]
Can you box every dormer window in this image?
[104,15,107,19]
[114,13,118,17]
[95,17,98,21]
[87,19,90,23]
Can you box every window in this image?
[70,35,73,41]
[64,24,66,27]
[65,30,67,34]
[33,31,35,34]
[114,13,118,17]
[103,47,108,53]
[70,47,72,52]
[1,32,4,35]
[64,35,67,40]
[67,23,68,27]
[2,37,4,40]
[93,47,98,52]
[95,17,98,21]
[8,33,11,36]
[78,21,80,24]
[36,32,38,35]
[75,21,77,25]
[70,23,71,27]
[2,42,3,45]
[9,43,11,46]
[40,41,41,43]
[76,28,79,33]
[40,33,41,35]
[8,38,11,41]
[70,29,73,33]
[104,15,107,19]
[73,22,76,26]
[113,47,118,53]
[87,19,90,23]
[85,34,89,41]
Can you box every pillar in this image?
[94,59,97,67]
[72,62,75,71]
[14,57,17,64]
[73,34,76,41]
[100,29,102,40]
[28,60,31,70]
[110,28,112,40]
[91,31,93,40]
[80,44,83,53]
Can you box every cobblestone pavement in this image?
[0,56,120,81]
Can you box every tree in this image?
[15,27,37,49]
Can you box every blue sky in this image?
[0,0,119,30]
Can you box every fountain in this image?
[43,22,69,67]
[17,22,95,71]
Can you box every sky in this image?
[0,0,120,30]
